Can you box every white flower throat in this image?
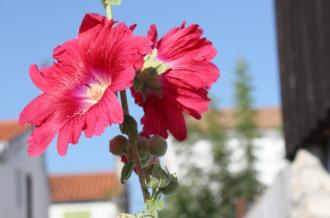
[86,83,107,104]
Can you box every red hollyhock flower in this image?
[133,23,219,141]
[19,13,151,156]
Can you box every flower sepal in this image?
[134,68,163,99]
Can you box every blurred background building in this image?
[49,172,127,218]
[0,122,126,218]
[0,122,49,218]
[166,107,285,186]
[245,0,330,217]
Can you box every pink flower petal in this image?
[148,24,158,48]
[141,96,169,139]
[164,101,187,141]
[27,115,64,157]
[133,23,219,140]
[29,64,51,92]
[57,115,85,156]
[19,94,54,126]
[84,88,123,138]
[79,13,106,34]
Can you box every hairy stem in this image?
[105,0,150,204]
[120,91,129,115]
[120,90,150,202]
[130,140,150,201]
[106,2,113,20]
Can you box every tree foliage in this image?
[233,58,263,203]
[159,58,263,218]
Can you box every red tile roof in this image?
[188,107,282,130]
[0,121,29,141]
[49,172,123,203]
[220,107,282,129]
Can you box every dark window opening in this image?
[26,175,32,218]
[15,170,21,206]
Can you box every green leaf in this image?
[121,161,134,184]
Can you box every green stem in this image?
[130,141,150,201]
[120,91,129,115]
[104,0,150,204]
[106,2,113,20]
[121,92,150,202]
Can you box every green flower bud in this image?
[148,135,167,157]
[159,175,179,195]
[151,164,171,188]
[137,136,149,160]
[121,115,138,143]
[109,135,129,156]
[140,153,152,168]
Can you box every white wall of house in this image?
[245,150,330,218]
[228,129,286,185]
[0,131,49,218]
[166,128,285,186]
[49,202,120,218]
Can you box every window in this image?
[15,170,21,206]
[25,174,32,218]
[64,211,91,218]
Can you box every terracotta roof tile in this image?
[220,107,282,129]
[49,172,123,203]
[0,121,29,141]
[188,107,282,130]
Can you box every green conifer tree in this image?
[233,58,263,204]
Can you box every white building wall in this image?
[49,202,120,218]
[244,165,291,218]
[166,128,286,186]
[245,150,330,218]
[0,131,49,218]
[228,129,286,185]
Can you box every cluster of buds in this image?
[109,114,178,205]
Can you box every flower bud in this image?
[140,153,152,168]
[159,175,179,195]
[109,135,129,156]
[137,136,149,160]
[151,164,171,188]
[121,115,138,143]
[148,135,167,157]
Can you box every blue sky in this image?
[0,0,279,213]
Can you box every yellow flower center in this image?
[143,49,170,74]
[86,83,107,104]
